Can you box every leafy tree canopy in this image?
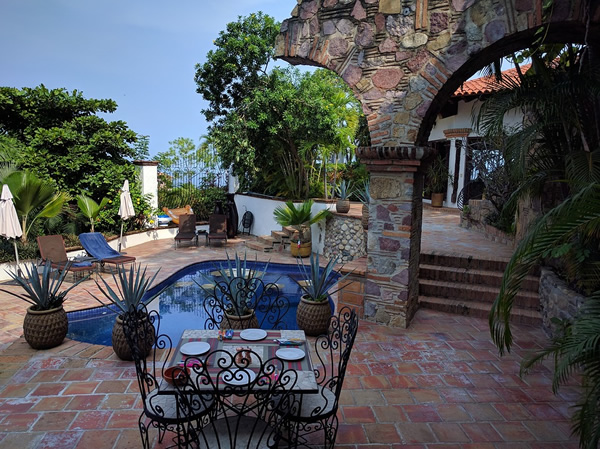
[194,12,279,122]
[0,84,146,199]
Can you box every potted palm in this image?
[90,264,164,360]
[356,181,370,229]
[335,180,354,214]
[273,200,332,258]
[196,251,269,329]
[425,155,451,207]
[0,261,88,349]
[293,253,353,336]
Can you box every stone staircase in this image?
[418,253,542,325]
[246,227,297,253]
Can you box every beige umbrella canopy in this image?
[0,185,23,270]
[118,180,135,252]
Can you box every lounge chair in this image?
[207,214,227,247]
[78,232,136,267]
[174,214,197,249]
[161,205,192,225]
[37,235,96,279]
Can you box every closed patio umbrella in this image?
[0,184,23,272]
[118,180,135,252]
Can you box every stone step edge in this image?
[419,278,539,299]
[245,241,274,253]
[419,264,539,292]
[418,295,542,325]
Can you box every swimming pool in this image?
[66,261,333,346]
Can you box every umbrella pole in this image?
[119,222,124,253]
[13,240,20,276]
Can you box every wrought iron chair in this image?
[122,305,214,448]
[203,276,290,330]
[283,306,359,449]
[184,348,299,448]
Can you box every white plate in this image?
[180,341,211,356]
[222,369,257,386]
[240,329,267,341]
[276,348,305,361]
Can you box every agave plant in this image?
[356,181,370,205]
[0,260,87,310]
[90,264,162,314]
[294,252,353,302]
[336,180,354,200]
[195,251,271,316]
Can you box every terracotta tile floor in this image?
[0,207,579,448]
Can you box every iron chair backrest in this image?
[311,306,359,418]
[203,277,290,330]
[122,305,212,448]
[183,348,299,449]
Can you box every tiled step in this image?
[420,252,540,276]
[419,264,539,292]
[245,241,273,252]
[419,279,539,310]
[419,295,542,326]
[272,230,290,241]
[257,235,277,247]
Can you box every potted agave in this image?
[335,180,354,214]
[273,200,331,258]
[1,261,88,349]
[293,253,353,336]
[90,264,164,360]
[196,251,269,329]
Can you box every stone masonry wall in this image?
[460,199,515,247]
[323,214,367,263]
[539,267,586,337]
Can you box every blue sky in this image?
[0,0,298,157]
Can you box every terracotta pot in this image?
[290,241,311,258]
[431,192,444,208]
[112,314,155,361]
[336,199,350,213]
[296,295,332,336]
[361,204,369,229]
[23,305,68,350]
[223,309,259,330]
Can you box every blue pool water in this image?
[66,261,332,347]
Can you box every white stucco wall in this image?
[234,194,334,254]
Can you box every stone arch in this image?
[276,0,600,327]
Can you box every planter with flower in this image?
[90,264,164,360]
[294,253,353,336]
[1,261,88,349]
[273,200,332,258]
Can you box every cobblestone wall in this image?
[323,214,367,263]
[539,267,585,337]
[460,199,514,247]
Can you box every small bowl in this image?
[163,366,190,386]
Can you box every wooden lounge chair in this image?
[37,235,95,279]
[78,232,136,268]
[207,214,228,247]
[161,205,192,225]
[174,214,197,249]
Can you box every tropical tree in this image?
[2,171,68,243]
[77,194,109,232]
[479,43,600,448]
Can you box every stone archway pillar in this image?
[358,145,433,328]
